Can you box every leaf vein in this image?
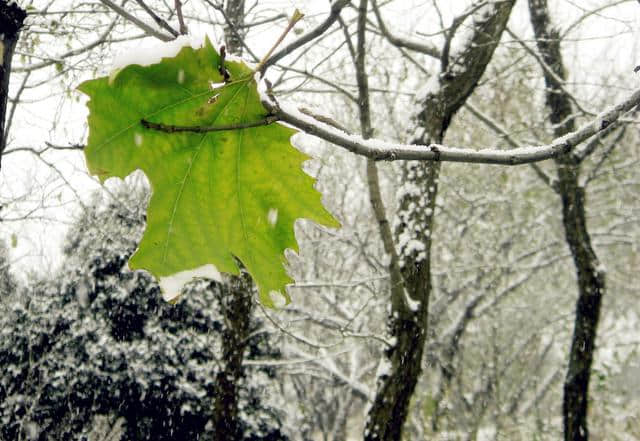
[161,83,248,266]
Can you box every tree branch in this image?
[2,70,29,149]
[583,125,626,185]
[572,119,622,162]
[3,142,85,156]
[506,27,592,117]
[174,0,187,35]
[140,116,279,133]
[98,0,174,41]
[204,0,260,62]
[255,9,304,73]
[14,18,118,73]
[260,0,350,71]
[133,0,179,37]
[351,0,406,313]
[370,0,440,58]
[464,101,557,188]
[261,86,640,165]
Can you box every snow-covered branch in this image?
[262,86,640,165]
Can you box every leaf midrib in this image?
[235,85,253,276]
[161,82,250,267]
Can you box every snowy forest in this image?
[1,0,639,440]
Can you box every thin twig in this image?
[464,101,557,189]
[237,13,287,29]
[174,0,187,35]
[278,66,358,103]
[261,0,350,71]
[584,126,626,185]
[255,9,304,73]
[14,18,119,72]
[3,142,84,156]
[337,15,357,62]
[98,0,174,41]
[506,27,592,116]
[257,302,337,349]
[573,120,622,162]
[370,0,440,58]
[205,0,260,62]
[134,0,179,37]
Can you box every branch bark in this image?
[261,87,640,165]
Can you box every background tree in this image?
[0,185,288,440]
[527,1,607,438]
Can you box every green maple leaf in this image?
[78,37,339,306]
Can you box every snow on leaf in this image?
[159,264,221,303]
[78,37,339,306]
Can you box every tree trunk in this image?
[0,0,27,168]
[363,2,515,440]
[556,165,604,441]
[211,272,253,440]
[527,1,605,439]
[210,2,253,440]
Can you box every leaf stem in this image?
[255,9,304,73]
[140,116,279,133]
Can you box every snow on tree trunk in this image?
[364,2,516,440]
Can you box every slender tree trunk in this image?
[556,165,604,441]
[210,2,253,439]
[528,1,605,439]
[0,0,27,168]
[211,272,253,440]
[363,2,515,440]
